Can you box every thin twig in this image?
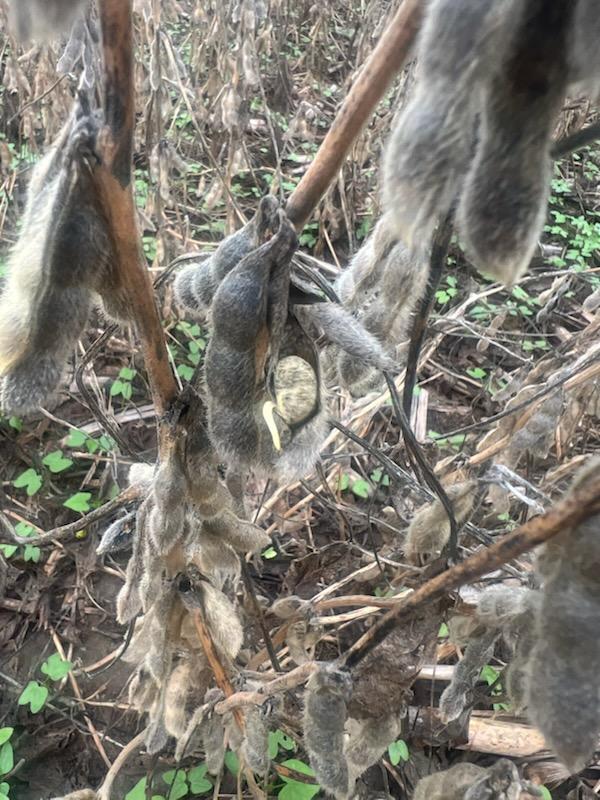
[241,562,282,673]
[0,484,143,546]
[214,662,318,715]
[97,729,148,800]
[189,609,245,731]
[402,210,454,418]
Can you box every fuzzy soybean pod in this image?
[457,1,576,284]
[0,97,129,416]
[382,0,516,246]
[174,195,280,315]
[303,664,352,799]
[439,628,499,723]
[526,460,600,772]
[413,763,487,800]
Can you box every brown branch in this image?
[343,469,600,669]
[215,662,318,715]
[0,484,143,546]
[285,0,423,229]
[190,610,246,731]
[96,0,177,417]
[97,729,148,800]
[190,611,267,800]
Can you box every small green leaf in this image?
[177,364,194,381]
[64,492,92,513]
[8,416,22,432]
[66,429,87,447]
[188,765,207,782]
[188,765,212,794]
[438,623,449,638]
[13,468,43,497]
[350,479,371,499]
[0,743,13,775]
[276,730,295,751]
[224,750,240,776]
[162,769,187,790]
[269,729,296,758]
[85,438,99,454]
[119,367,136,381]
[466,367,486,380]
[480,664,499,685]
[188,778,211,795]
[96,435,113,452]
[0,780,9,800]
[280,760,315,779]
[42,450,73,473]
[15,522,34,538]
[0,731,12,747]
[511,285,530,302]
[281,735,296,751]
[125,777,147,800]
[388,739,409,765]
[163,779,187,800]
[278,783,320,800]
[539,786,552,800]
[23,545,40,563]
[0,545,17,559]
[18,680,48,713]
[41,653,72,681]
[121,382,133,401]
[370,468,390,486]
[338,473,350,491]
[110,380,124,397]
[262,546,277,560]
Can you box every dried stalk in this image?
[96,730,148,800]
[95,0,177,418]
[215,662,318,715]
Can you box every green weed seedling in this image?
[387,739,410,766]
[480,664,510,713]
[0,523,40,563]
[173,321,206,382]
[125,765,213,800]
[277,759,319,800]
[110,367,137,402]
[0,727,14,795]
